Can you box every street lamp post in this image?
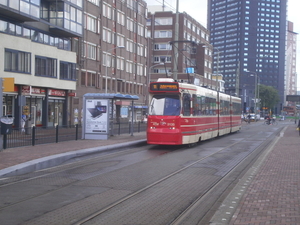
[105,46,125,94]
[214,47,220,92]
[146,63,164,107]
[148,63,164,84]
[247,70,259,118]
[203,45,221,91]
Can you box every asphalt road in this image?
[0,121,285,225]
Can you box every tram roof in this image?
[83,93,139,100]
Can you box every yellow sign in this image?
[23,106,30,116]
[150,83,179,91]
[3,78,15,92]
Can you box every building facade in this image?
[72,0,149,125]
[147,10,215,89]
[208,0,287,114]
[286,21,297,105]
[0,0,82,127]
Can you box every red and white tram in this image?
[147,78,242,145]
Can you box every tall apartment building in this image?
[208,0,287,114]
[72,0,148,124]
[0,0,82,128]
[286,21,297,105]
[147,10,215,89]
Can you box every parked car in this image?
[249,113,260,121]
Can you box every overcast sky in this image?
[146,0,300,90]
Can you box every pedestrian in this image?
[247,114,251,124]
[265,114,271,125]
[21,114,26,132]
[298,119,300,136]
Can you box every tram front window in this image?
[149,95,180,116]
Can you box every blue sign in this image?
[186,67,194,73]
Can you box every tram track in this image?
[0,144,154,186]
[169,129,282,225]
[0,144,182,211]
[0,124,285,225]
[74,127,282,225]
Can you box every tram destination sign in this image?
[286,95,300,102]
[150,82,179,92]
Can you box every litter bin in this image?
[0,116,14,135]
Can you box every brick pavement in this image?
[228,124,300,225]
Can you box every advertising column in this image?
[84,99,109,140]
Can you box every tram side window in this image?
[192,94,201,116]
[200,96,206,115]
[182,93,191,116]
[205,97,216,115]
[220,100,230,115]
[232,102,241,115]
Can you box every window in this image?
[35,56,57,78]
[149,95,180,116]
[117,11,125,26]
[117,57,124,70]
[182,94,191,116]
[19,0,40,18]
[127,18,134,31]
[137,23,144,36]
[102,28,111,43]
[154,43,172,50]
[126,61,133,73]
[86,14,97,32]
[87,72,96,87]
[88,0,99,5]
[5,49,31,73]
[126,40,134,52]
[103,4,111,19]
[220,100,230,115]
[154,56,171,63]
[137,63,143,75]
[154,17,172,25]
[137,44,143,56]
[81,71,97,87]
[86,42,97,60]
[117,34,125,47]
[60,61,76,80]
[154,30,172,38]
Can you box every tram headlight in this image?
[169,127,175,130]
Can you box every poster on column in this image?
[85,99,108,134]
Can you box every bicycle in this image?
[264,119,277,125]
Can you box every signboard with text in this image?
[85,99,109,134]
[286,95,300,102]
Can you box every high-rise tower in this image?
[208,0,287,114]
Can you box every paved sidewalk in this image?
[229,124,300,225]
[0,132,146,177]
[211,123,300,225]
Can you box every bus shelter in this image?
[83,93,139,140]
